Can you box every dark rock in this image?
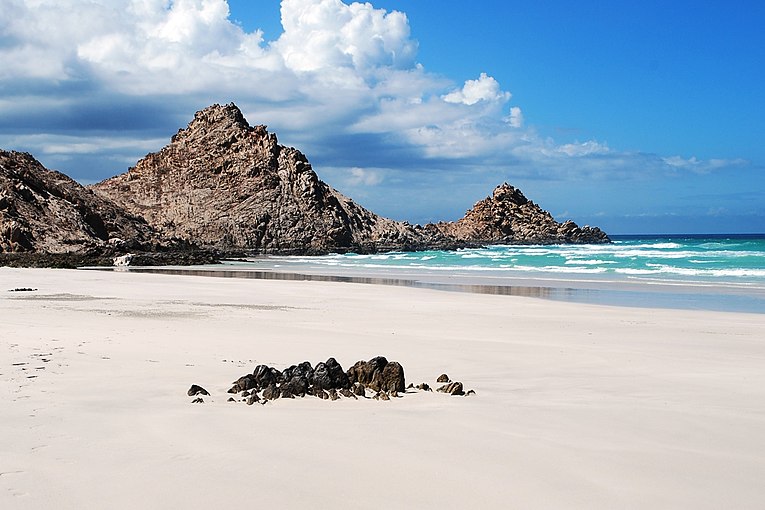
[246,394,260,405]
[380,362,406,393]
[228,374,255,394]
[227,397,236,402]
[281,361,313,385]
[466,389,476,396]
[281,375,308,397]
[347,356,405,393]
[437,382,465,396]
[328,388,339,401]
[187,384,209,396]
[280,387,296,399]
[436,374,450,383]
[191,397,204,403]
[311,357,349,390]
[340,388,355,399]
[262,384,279,400]
[374,391,390,401]
[353,382,366,397]
[416,383,431,391]
[315,388,329,400]
[252,364,277,390]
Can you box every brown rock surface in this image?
[0,150,163,254]
[92,103,455,254]
[92,103,608,254]
[435,183,609,244]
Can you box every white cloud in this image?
[663,155,748,173]
[0,0,751,224]
[557,140,610,157]
[506,106,523,128]
[275,0,416,72]
[442,73,510,105]
[347,167,383,186]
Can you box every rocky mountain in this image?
[92,103,608,254]
[437,183,609,244]
[92,104,455,254]
[0,150,165,255]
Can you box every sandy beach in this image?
[2,267,764,509]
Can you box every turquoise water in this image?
[250,235,765,287]
[218,235,764,313]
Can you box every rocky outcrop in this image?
[346,356,406,393]
[435,183,609,244]
[225,356,406,403]
[0,150,165,254]
[92,103,455,255]
[3,103,608,259]
[92,103,608,254]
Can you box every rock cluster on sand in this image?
[223,356,406,403]
[191,360,477,404]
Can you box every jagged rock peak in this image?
[92,104,455,254]
[436,182,610,244]
[491,182,529,206]
[174,103,252,138]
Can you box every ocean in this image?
[129,235,765,313]
[251,234,765,284]
[211,234,760,313]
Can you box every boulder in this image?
[311,357,350,390]
[187,384,209,396]
[437,381,465,396]
[346,356,405,393]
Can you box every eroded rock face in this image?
[0,151,163,254]
[92,103,456,254]
[435,183,609,244]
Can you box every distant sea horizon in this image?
[138,233,764,315]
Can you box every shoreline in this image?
[105,263,765,314]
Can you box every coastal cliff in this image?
[92,103,608,254]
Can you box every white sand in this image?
[1,267,764,509]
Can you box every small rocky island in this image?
[1,103,608,265]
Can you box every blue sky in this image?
[1,0,763,234]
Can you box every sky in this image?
[1,0,763,234]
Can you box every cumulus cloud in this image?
[442,73,510,105]
[347,167,384,186]
[0,0,752,226]
[275,0,416,72]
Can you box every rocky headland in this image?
[1,102,608,266]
